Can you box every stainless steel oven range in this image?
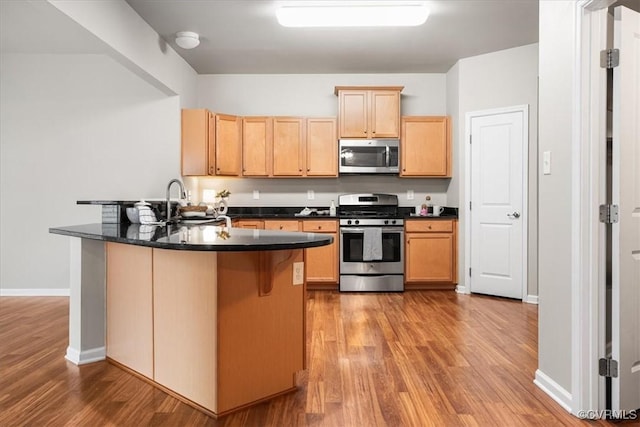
[338,193,404,292]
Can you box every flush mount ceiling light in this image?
[175,31,200,49]
[276,1,429,28]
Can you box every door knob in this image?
[507,211,521,219]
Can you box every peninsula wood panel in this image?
[106,243,154,379]
[401,116,451,177]
[217,250,305,414]
[152,249,218,412]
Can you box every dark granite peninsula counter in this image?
[50,222,332,418]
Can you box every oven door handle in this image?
[340,227,403,234]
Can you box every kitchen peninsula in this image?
[49,222,333,418]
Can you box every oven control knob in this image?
[384,219,389,225]
[347,220,352,225]
[391,219,396,225]
[355,220,360,225]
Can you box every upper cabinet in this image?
[335,86,403,139]
[181,109,215,176]
[240,116,337,178]
[306,118,337,176]
[181,110,241,177]
[400,116,451,177]
[214,114,242,176]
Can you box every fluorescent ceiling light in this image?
[276,2,430,28]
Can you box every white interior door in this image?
[611,5,640,413]
[470,108,527,300]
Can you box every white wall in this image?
[447,43,539,294]
[0,54,181,293]
[537,0,575,396]
[193,73,450,207]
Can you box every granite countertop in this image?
[49,223,333,251]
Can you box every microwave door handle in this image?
[385,145,390,167]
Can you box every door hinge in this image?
[469,268,472,277]
[469,201,472,210]
[599,358,619,378]
[470,135,472,144]
[600,49,620,69]
[599,204,619,224]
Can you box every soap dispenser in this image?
[329,200,336,216]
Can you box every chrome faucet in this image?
[166,178,186,222]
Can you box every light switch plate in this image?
[543,151,551,175]
[307,190,314,200]
[253,190,260,200]
[407,190,414,200]
[293,262,304,285]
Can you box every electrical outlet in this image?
[293,262,304,285]
[407,190,414,200]
[307,190,315,200]
[253,190,260,200]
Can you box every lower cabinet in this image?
[302,220,339,290]
[404,219,458,290]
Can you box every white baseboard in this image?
[0,288,70,297]
[65,346,106,365]
[455,285,469,294]
[524,294,539,304]
[534,369,573,413]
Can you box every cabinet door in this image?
[306,118,337,177]
[181,109,211,176]
[106,243,153,379]
[339,90,368,138]
[264,220,301,231]
[405,233,454,283]
[273,117,304,176]
[215,114,242,176]
[242,117,271,176]
[401,116,450,177]
[233,219,264,229]
[370,90,400,138]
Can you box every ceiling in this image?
[125,0,539,74]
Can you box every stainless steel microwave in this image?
[339,139,399,174]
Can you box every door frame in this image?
[463,105,529,302]
[572,0,611,416]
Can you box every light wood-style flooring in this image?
[0,292,625,426]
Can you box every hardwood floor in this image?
[0,292,626,426]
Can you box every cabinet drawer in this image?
[263,220,301,231]
[302,220,337,232]
[405,220,453,233]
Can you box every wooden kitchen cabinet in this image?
[273,117,305,176]
[181,110,241,176]
[242,117,272,176]
[264,219,301,231]
[302,220,339,289]
[182,109,215,176]
[306,118,337,176]
[401,116,451,177]
[215,114,242,176]
[233,219,264,229]
[405,219,458,289]
[335,86,403,139]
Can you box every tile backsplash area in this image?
[187,176,452,208]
